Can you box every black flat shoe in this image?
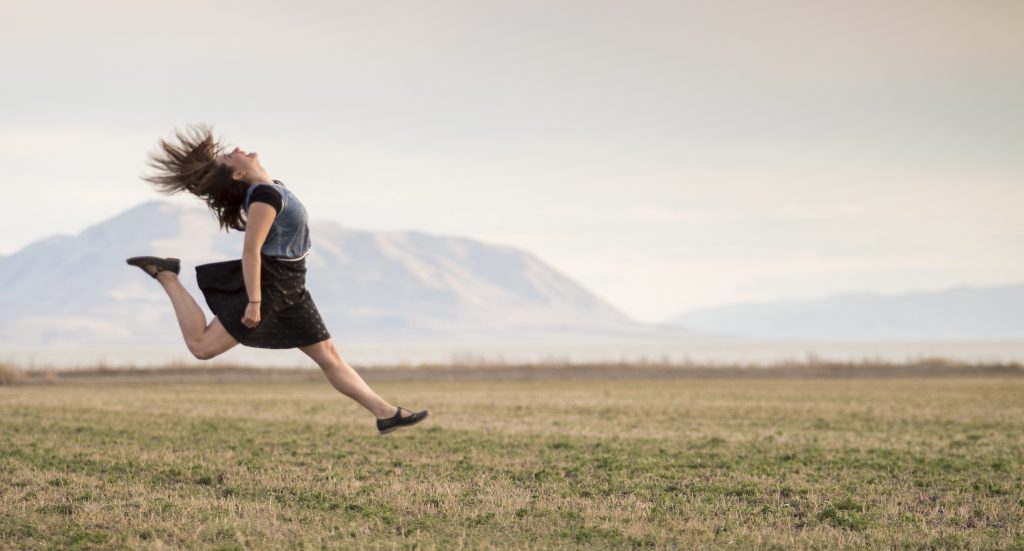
[126,256,181,279]
[377,406,429,435]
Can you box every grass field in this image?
[2,374,1023,549]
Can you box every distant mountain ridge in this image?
[665,285,1024,341]
[6,199,1016,358]
[0,200,703,348]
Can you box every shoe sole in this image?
[126,256,180,266]
[378,411,429,435]
[126,257,181,276]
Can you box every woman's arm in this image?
[242,202,277,302]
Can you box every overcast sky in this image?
[2,0,1022,323]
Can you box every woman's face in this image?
[216,147,260,180]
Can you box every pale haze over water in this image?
[1,1,1021,325]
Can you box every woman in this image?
[126,124,427,435]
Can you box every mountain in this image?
[0,200,710,351]
[664,285,1024,341]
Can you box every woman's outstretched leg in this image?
[299,338,414,420]
[154,271,240,359]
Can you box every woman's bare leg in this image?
[155,271,239,359]
[299,338,412,419]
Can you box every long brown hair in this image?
[142,124,249,232]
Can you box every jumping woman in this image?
[126,124,428,435]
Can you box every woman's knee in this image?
[186,339,218,360]
[188,345,215,360]
[187,320,238,360]
[312,338,342,360]
[326,340,345,362]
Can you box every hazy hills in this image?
[666,285,1024,341]
[0,200,708,349]
[1,199,1020,366]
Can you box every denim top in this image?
[243,180,311,260]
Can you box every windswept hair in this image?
[142,124,248,232]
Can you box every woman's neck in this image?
[245,168,274,186]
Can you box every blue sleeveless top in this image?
[243,180,311,260]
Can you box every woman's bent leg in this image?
[299,338,408,419]
[156,272,239,359]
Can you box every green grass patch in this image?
[1,376,1022,548]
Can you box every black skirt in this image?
[195,255,331,349]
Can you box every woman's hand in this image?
[242,302,262,328]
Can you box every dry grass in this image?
[1,376,1022,549]
[0,361,25,385]
[5,356,1022,386]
